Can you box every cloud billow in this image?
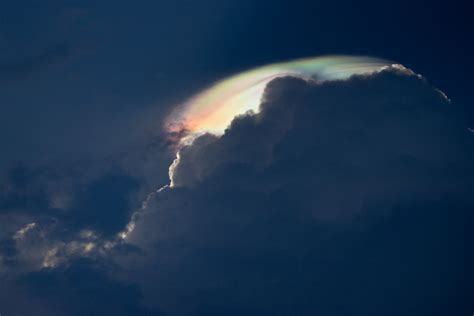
[1,65,473,315]
[124,67,474,314]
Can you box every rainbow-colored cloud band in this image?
[166,56,392,142]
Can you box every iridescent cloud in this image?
[165,55,393,143]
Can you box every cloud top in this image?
[121,67,474,314]
[166,56,391,141]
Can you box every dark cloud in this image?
[0,259,160,316]
[123,68,474,314]
[66,170,140,236]
[1,67,473,315]
[0,0,471,313]
[0,164,142,277]
[0,164,139,232]
[0,163,51,214]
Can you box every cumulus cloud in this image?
[1,66,473,315]
[122,67,474,314]
[0,164,143,276]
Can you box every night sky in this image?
[1,1,473,315]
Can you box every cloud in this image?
[0,258,160,316]
[0,165,142,274]
[65,171,140,236]
[1,65,473,315]
[122,67,474,314]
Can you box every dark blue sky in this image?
[0,1,473,315]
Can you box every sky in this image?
[0,1,473,315]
